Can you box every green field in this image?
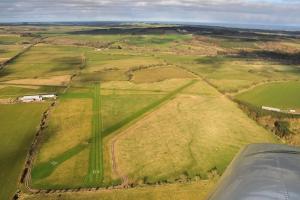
[0,84,65,99]
[162,54,300,93]
[32,98,92,189]
[0,103,48,200]
[0,44,88,81]
[235,81,300,109]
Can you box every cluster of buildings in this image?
[19,94,56,103]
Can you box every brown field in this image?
[131,66,195,83]
[101,79,192,92]
[3,75,72,86]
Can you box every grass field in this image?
[101,91,165,133]
[235,81,300,109]
[162,54,300,93]
[0,103,48,200]
[87,83,103,186]
[0,44,88,81]
[0,84,65,100]
[32,99,92,189]
[108,80,278,184]
[131,66,194,83]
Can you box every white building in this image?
[19,95,43,103]
[19,94,56,103]
[262,106,281,112]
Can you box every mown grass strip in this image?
[102,79,197,137]
[87,83,103,185]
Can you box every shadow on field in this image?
[0,68,13,78]
[48,56,82,72]
[31,143,87,180]
[236,50,300,65]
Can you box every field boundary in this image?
[227,79,300,96]
[18,101,56,196]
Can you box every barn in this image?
[19,95,43,103]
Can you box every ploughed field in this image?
[0,24,299,200]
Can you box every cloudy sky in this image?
[1,0,300,26]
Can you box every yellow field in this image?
[107,80,278,183]
[4,75,72,86]
[131,66,194,83]
[31,99,92,188]
[101,79,192,92]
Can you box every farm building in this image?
[262,106,281,112]
[19,95,43,103]
[19,94,56,103]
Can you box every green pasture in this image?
[0,103,48,200]
[236,81,300,109]
[162,54,300,93]
[0,85,65,98]
[101,92,165,132]
[87,83,103,186]
[0,34,32,45]
[0,44,88,81]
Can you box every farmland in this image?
[0,23,299,200]
[235,81,300,110]
[0,103,48,200]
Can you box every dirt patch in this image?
[4,75,72,86]
[0,98,15,104]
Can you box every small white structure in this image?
[262,106,281,112]
[41,94,57,99]
[19,94,56,103]
[290,110,296,113]
[19,95,43,103]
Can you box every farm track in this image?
[20,101,56,194]
[110,80,197,187]
[87,83,103,185]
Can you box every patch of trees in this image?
[274,121,290,137]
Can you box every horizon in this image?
[1,0,300,28]
[1,20,300,32]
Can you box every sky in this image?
[1,0,300,26]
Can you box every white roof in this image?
[20,95,42,99]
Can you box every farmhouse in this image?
[19,94,57,103]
